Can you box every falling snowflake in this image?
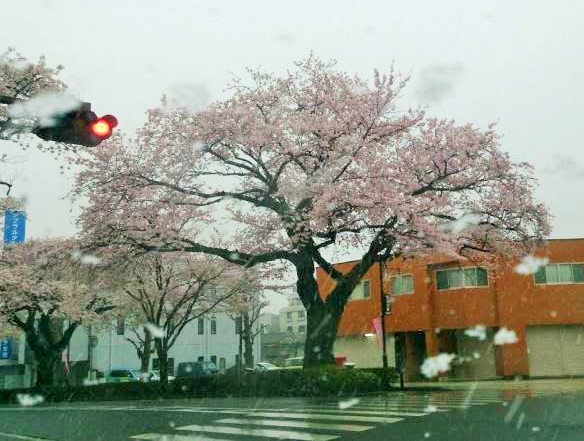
[494,327,518,345]
[16,393,44,407]
[464,325,487,341]
[424,405,438,413]
[420,353,456,378]
[424,432,431,438]
[339,398,360,409]
[446,213,482,234]
[144,322,165,338]
[514,255,549,275]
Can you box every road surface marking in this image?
[130,434,232,440]
[0,432,58,441]
[297,407,429,417]
[176,424,339,440]
[215,417,372,432]
[236,411,403,424]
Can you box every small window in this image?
[363,280,371,298]
[210,355,217,366]
[287,312,293,320]
[198,356,204,362]
[219,357,226,370]
[534,263,584,285]
[287,326,293,333]
[211,319,217,335]
[297,310,305,319]
[391,275,414,295]
[197,318,204,335]
[298,325,306,333]
[116,316,125,335]
[235,354,240,366]
[152,358,159,370]
[235,316,242,334]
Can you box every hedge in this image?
[0,367,397,404]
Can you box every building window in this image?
[210,355,217,366]
[287,312,293,320]
[235,354,240,366]
[391,274,414,295]
[287,325,293,333]
[198,356,204,362]
[436,267,488,290]
[235,316,242,335]
[116,316,125,335]
[197,318,204,335]
[297,310,305,319]
[535,263,584,285]
[350,280,371,300]
[363,280,371,298]
[219,357,226,371]
[152,358,174,375]
[211,318,217,335]
[298,325,306,333]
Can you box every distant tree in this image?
[0,239,114,386]
[114,251,247,384]
[227,284,268,369]
[75,56,550,367]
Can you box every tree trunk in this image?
[304,300,341,367]
[243,312,254,368]
[35,352,59,387]
[140,330,152,375]
[155,339,169,385]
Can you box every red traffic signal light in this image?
[89,115,118,139]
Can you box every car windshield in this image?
[1,2,582,440]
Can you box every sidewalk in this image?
[401,377,584,393]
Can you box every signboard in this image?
[3,211,26,245]
[0,339,11,360]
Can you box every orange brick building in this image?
[316,239,584,380]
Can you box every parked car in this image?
[176,361,218,378]
[150,370,176,382]
[105,369,142,383]
[281,357,304,369]
[254,362,280,372]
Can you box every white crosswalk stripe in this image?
[215,417,373,431]
[177,424,339,440]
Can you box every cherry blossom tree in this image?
[0,47,68,143]
[75,56,550,367]
[113,251,248,384]
[0,239,115,386]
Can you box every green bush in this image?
[0,367,397,404]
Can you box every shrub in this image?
[0,367,397,404]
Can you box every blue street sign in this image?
[0,339,11,360]
[3,211,26,245]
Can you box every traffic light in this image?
[33,103,118,147]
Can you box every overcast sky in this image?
[2,0,583,311]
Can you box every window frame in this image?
[390,273,414,295]
[435,267,490,291]
[297,310,305,319]
[534,262,584,286]
[211,318,217,335]
[197,318,204,335]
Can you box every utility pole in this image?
[378,255,389,369]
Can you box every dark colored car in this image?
[176,361,218,378]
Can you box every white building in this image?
[0,312,263,388]
[279,294,307,336]
[68,312,262,377]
